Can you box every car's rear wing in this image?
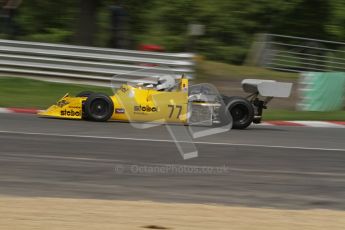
[242,79,292,98]
[241,79,293,124]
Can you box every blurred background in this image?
[1,0,344,61]
[0,0,345,118]
[1,2,345,230]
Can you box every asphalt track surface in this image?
[1,113,345,210]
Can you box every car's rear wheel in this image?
[224,96,254,129]
[84,93,114,122]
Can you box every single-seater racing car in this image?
[39,74,292,129]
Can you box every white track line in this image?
[0,130,345,152]
[2,152,345,177]
[0,152,123,164]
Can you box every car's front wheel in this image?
[84,93,114,122]
[77,91,94,119]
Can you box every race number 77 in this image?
[168,105,182,119]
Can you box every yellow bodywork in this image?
[39,78,189,124]
[38,93,84,119]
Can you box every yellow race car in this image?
[39,75,292,129]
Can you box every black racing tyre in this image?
[84,93,114,122]
[224,96,254,129]
[77,91,94,97]
[77,91,94,120]
[221,94,230,102]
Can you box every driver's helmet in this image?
[156,75,176,91]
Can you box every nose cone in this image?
[38,93,83,119]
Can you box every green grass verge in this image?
[0,77,111,109]
[196,60,298,81]
[264,110,345,121]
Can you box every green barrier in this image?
[298,72,345,111]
